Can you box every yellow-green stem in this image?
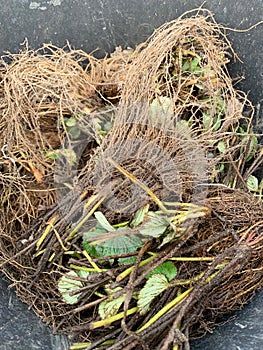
[137,270,220,333]
[82,250,103,272]
[116,255,156,282]
[48,252,56,262]
[70,339,115,350]
[67,195,106,241]
[70,264,107,273]
[91,307,138,329]
[170,271,205,287]
[69,342,91,350]
[107,157,169,214]
[137,288,192,333]
[147,252,215,262]
[36,216,57,251]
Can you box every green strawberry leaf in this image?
[138,274,170,315]
[146,261,177,282]
[139,212,170,237]
[130,205,149,228]
[58,271,84,305]
[99,294,126,319]
[246,175,259,192]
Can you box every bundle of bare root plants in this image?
[0,9,262,350]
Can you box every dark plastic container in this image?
[0,1,262,349]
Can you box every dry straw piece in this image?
[0,9,262,350]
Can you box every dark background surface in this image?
[1,275,263,350]
[0,1,262,349]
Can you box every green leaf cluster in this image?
[92,108,115,142]
[182,57,202,74]
[138,262,177,314]
[64,116,82,139]
[237,125,258,161]
[139,211,170,237]
[98,287,126,320]
[83,211,143,265]
[246,175,263,193]
[202,95,225,132]
[58,270,88,305]
[149,96,174,126]
[146,261,177,281]
[45,148,77,164]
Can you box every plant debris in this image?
[0,9,262,350]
